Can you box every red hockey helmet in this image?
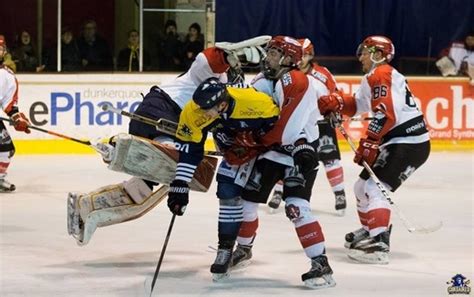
[298,38,315,57]
[357,35,395,63]
[267,36,303,66]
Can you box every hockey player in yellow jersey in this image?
[166,77,279,280]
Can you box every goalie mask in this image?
[263,36,303,79]
[356,35,395,64]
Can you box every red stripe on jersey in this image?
[312,65,338,93]
[0,162,10,173]
[202,47,229,74]
[358,211,369,228]
[326,167,344,187]
[261,70,309,146]
[366,64,396,140]
[366,208,391,230]
[296,221,325,248]
[238,218,259,238]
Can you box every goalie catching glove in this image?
[167,180,189,216]
[216,35,271,68]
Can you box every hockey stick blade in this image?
[407,220,443,234]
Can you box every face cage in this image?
[356,44,387,65]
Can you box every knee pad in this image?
[217,181,243,200]
[354,178,369,208]
[364,178,392,208]
[284,197,312,223]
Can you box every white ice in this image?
[0,152,472,297]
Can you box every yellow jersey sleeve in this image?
[176,100,217,144]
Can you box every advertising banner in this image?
[10,74,473,153]
[335,76,474,142]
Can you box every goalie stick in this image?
[100,103,223,157]
[329,113,442,234]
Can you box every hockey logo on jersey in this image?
[398,165,416,183]
[239,107,265,117]
[374,148,389,168]
[281,72,292,87]
[178,124,193,137]
[317,135,336,154]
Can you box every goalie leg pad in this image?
[107,133,217,192]
[68,182,169,246]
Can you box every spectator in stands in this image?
[181,22,204,70]
[117,29,150,72]
[0,35,16,72]
[60,27,82,72]
[77,20,113,71]
[157,20,183,71]
[437,30,474,82]
[11,30,44,72]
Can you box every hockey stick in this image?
[144,214,177,297]
[100,103,224,157]
[0,116,117,159]
[329,113,442,234]
[0,116,92,145]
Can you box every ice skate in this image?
[344,227,370,249]
[267,190,282,211]
[67,192,84,244]
[230,244,252,270]
[334,190,346,216]
[347,225,392,264]
[210,247,232,282]
[301,254,336,289]
[0,179,16,192]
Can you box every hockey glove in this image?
[234,131,262,148]
[10,112,31,134]
[167,180,189,216]
[318,93,344,116]
[354,138,379,166]
[292,142,318,175]
[224,145,262,165]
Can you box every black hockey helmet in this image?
[193,78,229,110]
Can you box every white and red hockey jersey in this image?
[160,48,229,109]
[353,64,429,146]
[0,66,19,115]
[252,69,327,166]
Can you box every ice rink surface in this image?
[0,152,472,297]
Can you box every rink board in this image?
[10,74,474,154]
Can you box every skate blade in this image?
[347,250,389,264]
[230,259,251,271]
[67,193,78,236]
[212,272,230,282]
[303,274,336,289]
[335,209,346,217]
